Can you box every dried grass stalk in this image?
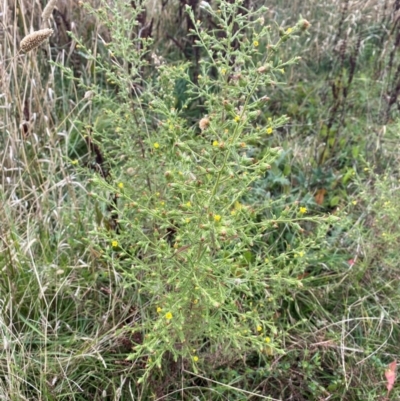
[20,29,54,53]
[42,0,58,21]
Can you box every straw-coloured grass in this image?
[42,0,58,21]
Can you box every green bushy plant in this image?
[70,0,340,395]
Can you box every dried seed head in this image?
[20,29,53,53]
[42,0,57,21]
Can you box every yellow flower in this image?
[234,115,240,123]
[253,40,259,47]
[264,337,271,343]
[193,299,198,304]
[118,182,124,189]
[165,312,173,320]
[234,201,242,210]
[193,356,199,362]
[257,326,262,332]
[186,201,191,207]
[157,307,162,313]
[299,206,307,214]
[213,214,222,222]
[213,140,219,147]
[111,240,118,248]
[153,142,160,149]
[71,159,78,165]
[266,127,273,135]
[221,68,227,75]
[286,27,293,34]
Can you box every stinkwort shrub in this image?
[77,0,337,384]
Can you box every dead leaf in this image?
[315,188,327,205]
[385,360,397,394]
[297,272,310,280]
[348,258,356,268]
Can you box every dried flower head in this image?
[199,116,210,131]
[298,19,311,31]
[42,0,57,21]
[257,66,267,74]
[20,29,53,53]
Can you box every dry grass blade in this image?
[20,29,53,53]
[42,0,58,21]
